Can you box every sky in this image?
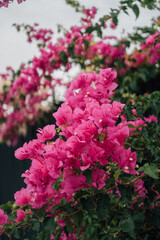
[0,0,159,73]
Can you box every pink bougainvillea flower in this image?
[134,179,147,197]
[14,188,31,206]
[73,120,97,142]
[80,153,92,171]
[114,148,138,175]
[84,6,97,19]
[144,115,158,123]
[15,139,44,160]
[0,209,8,226]
[61,174,89,194]
[53,103,73,126]
[111,101,125,117]
[92,167,107,190]
[15,209,26,223]
[0,209,8,236]
[57,219,66,227]
[37,124,56,142]
[107,123,130,146]
[110,20,116,29]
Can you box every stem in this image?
[114,228,122,237]
[70,208,82,216]
[110,200,120,211]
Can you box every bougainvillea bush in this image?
[0,0,160,239]
[0,68,160,239]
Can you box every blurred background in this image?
[0,0,159,73]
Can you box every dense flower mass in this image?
[13,68,141,209]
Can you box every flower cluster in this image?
[13,68,142,210]
[125,31,160,69]
[0,68,56,146]
[0,209,8,235]
[13,23,54,46]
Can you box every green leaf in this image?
[136,104,144,118]
[125,142,136,150]
[144,163,159,179]
[86,26,95,34]
[151,207,160,228]
[0,201,12,211]
[32,222,40,232]
[72,210,83,228]
[98,133,106,142]
[63,203,73,214]
[80,197,95,216]
[133,213,144,230]
[74,189,89,200]
[97,194,110,218]
[110,8,120,26]
[45,75,52,80]
[61,198,67,206]
[130,80,138,92]
[132,137,145,147]
[112,15,118,26]
[127,124,136,128]
[51,203,61,213]
[118,185,132,205]
[68,43,75,56]
[50,60,56,67]
[114,168,122,180]
[120,216,135,238]
[83,169,92,184]
[54,228,63,240]
[95,23,102,38]
[65,218,74,235]
[121,5,129,15]
[3,85,7,92]
[13,229,21,239]
[139,72,147,82]
[132,4,139,19]
[44,217,56,235]
[37,230,50,240]
[83,39,89,50]
[59,51,68,66]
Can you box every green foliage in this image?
[108,0,160,26]
[59,51,68,66]
[139,163,159,179]
[65,0,84,12]
[119,216,135,238]
[110,8,120,25]
[86,23,103,38]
